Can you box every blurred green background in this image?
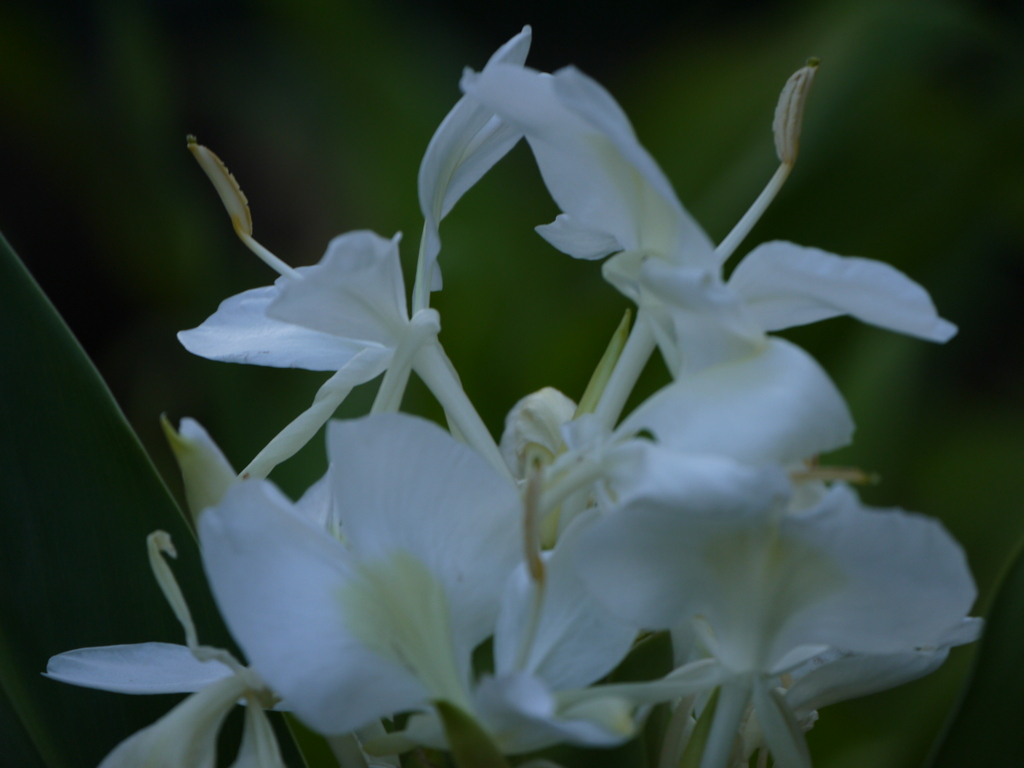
[1,0,1023,765]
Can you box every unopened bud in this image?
[161,415,237,523]
[187,136,253,237]
[773,59,819,165]
[499,387,576,479]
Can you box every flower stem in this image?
[593,312,656,430]
[713,162,792,267]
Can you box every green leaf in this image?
[0,231,231,766]
[926,538,1024,767]
[436,700,510,768]
[678,688,718,768]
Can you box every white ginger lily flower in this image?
[45,532,284,768]
[573,481,977,768]
[198,413,522,738]
[460,61,956,449]
[180,28,536,480]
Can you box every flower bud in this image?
[161,416,237,523]
[499,387,576,479]
[773,59,819,165]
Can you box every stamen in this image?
[773,59,819,166]
[187,136,303,281]
[147,531,200,651]
[790,465,879,485]
[713,59,819,266]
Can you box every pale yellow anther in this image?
[773,59,819,165]
[187,136,253,237]
[187,136,302,280]
[791,464,879,485]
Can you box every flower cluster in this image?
[47,27,978,768]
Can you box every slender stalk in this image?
[238,231,304,281]
[592,313,656,430]
[698,683,751,768]
[413,340,514,483]
[660,695,698,768]
[713,163,791,267]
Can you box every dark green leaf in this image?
[926,538,1024,767]
[0,231,232,765]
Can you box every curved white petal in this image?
[178,282,367,371]
[729,241,957,342]
[97,673,248,768]
[766,485,977,661]
[268,231,408,347]
[785,647,951,714]
[475,673,634,754]
[45,643,235,695]
[327,413,521,655]
[230,704,286,768]
[535,214,623,260]
[621,338,854,465]
[418,26,532,291]
[461,64,713,267]
[493,531,638,691]
[199,481,430,735]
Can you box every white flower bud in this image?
[161,416,237,523]
[499,387,577,479]
[773,59,819,165]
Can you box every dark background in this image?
[2,0,1023,765]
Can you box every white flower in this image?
[198,414,522,736]
[573,482,977,768]
[460,62,956,449]
[46,532,285,768]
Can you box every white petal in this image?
[230,704,287,768]
[784,647,952,713]
[199,481,429,735]
[767,484,978,661]
[417,26,531,292]
[461,64,713,266]
[493,531,637,690]
[178,281,367,371]
[327,413,521,656]
[572,454,791,630]
[98,673,248,768]
[535,214,622,260]
[728,241,957,341]
[474,673,634,754]
[268,231,408,347]
[621,338,854,465]
[45,643,235,694]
